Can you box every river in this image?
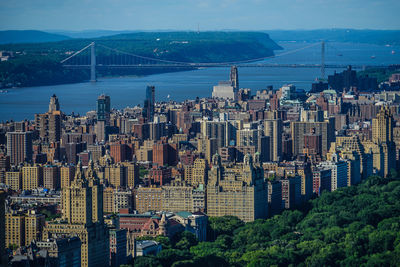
[0,41,399,121]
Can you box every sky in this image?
[0,0,399,31]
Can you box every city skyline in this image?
[0,0,399,31]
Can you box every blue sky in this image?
[0,0,399,31]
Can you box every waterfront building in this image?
[143,85,155,122]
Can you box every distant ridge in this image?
[0,30,70,44]
[266,29,400,45]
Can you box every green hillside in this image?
[267,29,400,45]
[0,31,281,88]
[131,174,400,267]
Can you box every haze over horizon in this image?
[0,0,399,31]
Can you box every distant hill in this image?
[0,31,282,63]
[49,30,138,39]
[0,30,71,44]
[266,29,400,45]
[0,31,281,88]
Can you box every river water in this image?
[0,42,399,121]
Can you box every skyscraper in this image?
[36,95,62,143]
[264,119,283,162]
[143,85,155,122]
[43,161,109,267]
[6,131,33,165]
[97,94,111,122]
[0,190,6,266]
[48,94,60,113]
[372,105,394,144]
[371,106,396,177]
[230,65,239,90]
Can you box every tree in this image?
[208,216,244,240]
[174,231,198,251]
[133,256,162,267]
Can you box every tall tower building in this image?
[60,165,75,189]
[0,191,6,266]
[43,161,109,267]
[36,95,62,143]
[372,106,394,144]
[6,131,33,165]
[264,119,283,162]
[86,160,104,224]
[371,106,396,177]
[143,85,155,122]
[230,65,239,90]
[24,210,45,246]
[97,94,111,123]
[48,94,60,113]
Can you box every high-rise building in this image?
[43,164,59,190]
[36,237,81,267]
[104,163,125,188]
[280,176,301,209]
[185,158,207,187]
[207,154,268,222]
[371,106,396,177]
[0,154,10,184]
[35,95,62,144]
[103,187,114,214]
[48,94,60,113]
[121,162,139,188]
[204,138,218,164]
[237,129,259,151]
[291,118,335,158]
[335,135,372,180]
[230,65,239,90]
[6,131,33,165]
[201,121,228,148]
[6,171,21,191]
[110,143,127,163]
[264,119,282,162]
[97,94,111,123]
[60,165,75,189]
[267,180,282,216]
[143,85,155,122]
[0,191,6,266]
[87,145,105,163]
[43,161,109,267]
[317,154,348,191]
[303,128,322,157]
[24,210,45,246]
[109,229,127,267]
[22,165,42,190]
[6,212,25,248]
[312,167,332,195]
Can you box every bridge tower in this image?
[90,42,96,82]
[321,41,325,81]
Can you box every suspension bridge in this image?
[60,41,385,82]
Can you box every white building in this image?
[317,154,348,191]
[212,81,237,100]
